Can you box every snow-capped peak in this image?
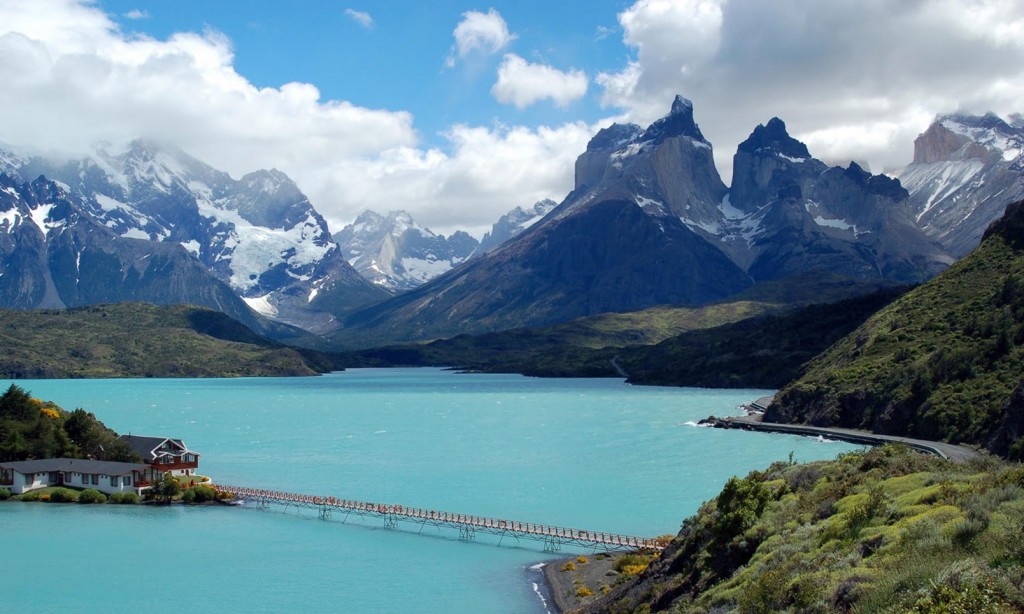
[938,113,1023,162]
[334,209,479,291]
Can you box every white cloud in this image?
[122,9,148,20]
[446,8,515,67]
[598,0,1024,182]
[318,121,595,236]
[491,54,588,109]
[344,8,373,29]
[0,0,590,239]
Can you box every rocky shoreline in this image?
[540,552,628,613]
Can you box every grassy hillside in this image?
[578,446,1024,613]
[341,287,905,389]
[616,289,905,388]
[0,303,343,378]
[768,200,1024,458]
[339,299,782,374]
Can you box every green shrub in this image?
[77,489,106,504]
[0,487,10,500]
[180,488,196,504]
[120,492,139,504]
[191,485,217,503]
[21,491,41,501]
[910,560,1011,613]
[48,488,78,503]
[107,492,123,504]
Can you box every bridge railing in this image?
[216,484,663,551]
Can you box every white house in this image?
[0,458,149,495]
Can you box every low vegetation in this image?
[582,445,1024,613]
[0,303,345,378]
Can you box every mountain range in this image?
[3,140,387,333]
[332,200,558,291]
[0,172,296,338]
[327,97,959,348]
[2,98,1022,348]
[333,209,478,292]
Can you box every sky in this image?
[1,0,1023,237]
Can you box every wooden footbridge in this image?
[216,485,664,553]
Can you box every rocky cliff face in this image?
[722,119,952,281]
[892,112,1024,257]
[10,141,387,332]
[0,172,293,337]
[334,210,479,291]
[568,96,728,231]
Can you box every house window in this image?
[24,474,31,485]
[91,474,98,485]
[110,476,118,487]
[124,476,132,486]
[63,472,71,483]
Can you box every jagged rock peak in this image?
[737,117,811,159]
[642,94,707,143]
[843,161,907,200]
[670,94,693,115]
[585,123,643,152]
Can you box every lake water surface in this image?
[1,369,858,612]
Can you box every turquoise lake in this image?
[0,369,859,612]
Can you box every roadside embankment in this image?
[701,413,981,463]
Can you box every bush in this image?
[0,487,10,500]
[118,492,139,505]
[191,485,217,503]
[78,489,107,504]
[21,491,41,501]
[48,488,78,503]
[180,488,196,504]
[107,493,123,504]
[561,561,576,572]
[576,586,594,597]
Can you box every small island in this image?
[0,384,224,505]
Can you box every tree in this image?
[0,384,34,421]
[147,473,181,504]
